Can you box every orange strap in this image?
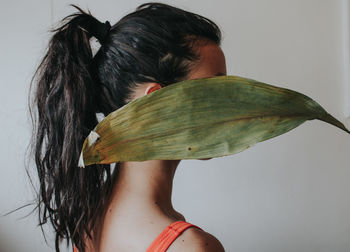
[146,220,202,252]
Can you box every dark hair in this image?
[27,2,221,251]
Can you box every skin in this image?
[86,42,227,252]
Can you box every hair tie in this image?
[92,20,111,45]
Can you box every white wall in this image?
[1,0,349,251]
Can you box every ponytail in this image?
[28,5,115,252]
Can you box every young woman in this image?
[29,2,226,251]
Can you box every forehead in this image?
[188,42,227,79]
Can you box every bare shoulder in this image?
[167,226,225,252]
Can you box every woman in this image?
[29,2,226,251]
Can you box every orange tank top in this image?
[73,220,202,252]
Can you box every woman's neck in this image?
[108,160,183,220]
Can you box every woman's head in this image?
[134,39,227,162]
[28,2,223,251]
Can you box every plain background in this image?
[1,0,349,251]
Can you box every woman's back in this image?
[80,162,226,251]
[79,215,225,251]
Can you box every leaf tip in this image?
[318,113,350,135]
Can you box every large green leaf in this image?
[78,75,349,167]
